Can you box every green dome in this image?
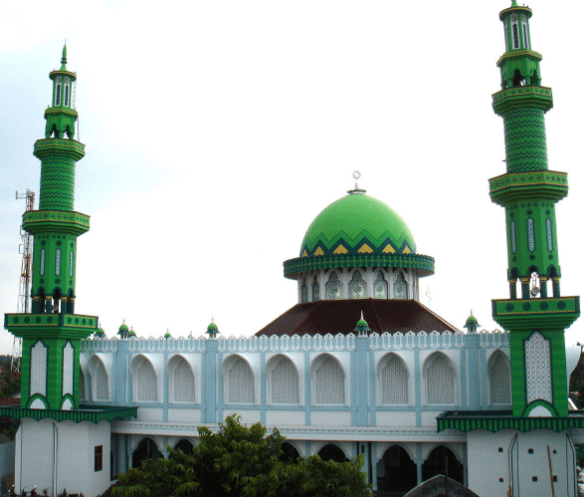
[119,322,129,333]
[300,193,416,257]
[128,329,136,337]
[164,331,171,339]
[466,315,479,325]
[357,318,369,328]
[207,322,218,331]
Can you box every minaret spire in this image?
[490,4,580,418]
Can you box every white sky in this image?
[1,0,584,355]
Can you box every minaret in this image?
[4,46,97,410]
[490,3,580,417]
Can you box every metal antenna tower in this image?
[11,189,35,373]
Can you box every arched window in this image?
[426,354,455,404]
[55,248,62,276]
[228,358,255,403]
[137,359,158,402]
[527,218,535,251]
[546,218,553,252]
[69,250,75,277]
[79,369,86,401]
[373,272,388,299]
[312,276,320,301]
[522,15,530,49]
[30,340,47,398]
[511,220,517,254]
[525,331,552,404]
[394,272,407,300]
[40,248,46,276]
[325,272,343,300]
[270,356,299,404]
[95,360,109,401]
[64,77,70,107]
[504,17,510,51]
[171,358,195,403]
[380,355,408,404]
[55,76,62,106]
[489,352,511,404]
[349,270,367,299]
[301,280,309,303]
[511,14,520,49]
[315,356,345,404]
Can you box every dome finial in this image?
[348,171,366,195]
[511,0,518,6]
[60,42,68,70]
[354,311,370,336]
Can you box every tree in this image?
[114,415,370,497]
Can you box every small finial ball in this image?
[353,171,361,180]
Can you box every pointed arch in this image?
[393,270,408,300]
[373,270,388,299]
[130,355,159,402]
[349,270,367,299]
[489,350,511,405]
[325,271,343,300]
[317,443,348,463]
[311,354,345,404]
[378,353,409,404]
[223,355,255,403]
[266,354,299,404]
[167,355,195,403]
[424,352,455,405]
[88,354,110,401]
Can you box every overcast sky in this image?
[1,0,583,355]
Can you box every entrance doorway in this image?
[132,437,163,468]
[174,438,194,455]
[317,443,347,463]
[421,445,464,484]
[376,445,417,496]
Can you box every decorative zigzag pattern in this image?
[504,109,548,173]
[39,157,76,211]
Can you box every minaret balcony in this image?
[492,296,580,330]
[4,312,98,339]
[496,49,542,67]
[489,171,568,206]
[23,209,90,236]
[33,138,85,161]
[492,86,553,115]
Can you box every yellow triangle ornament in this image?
[314,247,325,256]
[333,245,348,255]
[358,243,373,254]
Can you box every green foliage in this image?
[114,415,370,497]
[0,367,21,440]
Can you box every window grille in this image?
[427,355,454,404]
[301,281,309,303]
[394,272,407,300]
[173,359,195,402]
[315,357,345,404]
[326,272,343,300]
[64,78,70,107]
[271,357,299,404]
[546,218,553,251]
[525,331,552,403]
[312,279,320,301]
[511,15,519,49]
[62,342,74,397]
[40,248,46,276]
[30,340,47,397]
[55,76,62,106]
[490,354,511,404]
[504,17,510,51]
[374,272,388,299]
[527,218,535,251]
[381,355,408,404]
[55,249,61,276]
[511,220,517,253]
[79,370,86,400]
[70,251,74,277]
[350,271,367,299]
[229,358,255,403]
[138,360,157,402]
[95,361,109,400]
[522,15,530,49]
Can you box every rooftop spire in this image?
[511,0,518,6]
[60,43,67,70]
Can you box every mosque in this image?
[1,2,584,497]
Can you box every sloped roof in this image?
[256,299,459,337]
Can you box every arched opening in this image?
[373,271,388,299]
[281,442,300,463]
[349,270,367,299]
[227,356,255,403]
[174,439,194,455]
[132,437,162,468]
[318,444,347,463]
[513,69,525,87]
[422,446,463,485]
[168,356,195,403]
[425,353,455,405]
[53,288,62,314]
[326,271,343,300]
[268,355,299,404]
[301,279,309,303]
[134,356,158,402]
[313,355,345,404]
[379,354,408,405]
[489,352,511,405]
[393,271,407,300]
[312,276,320,301]
[376,445,417,494]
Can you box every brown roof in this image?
[256,299,460,337]
[0,397,20,406]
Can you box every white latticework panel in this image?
[326,273,343,300]
[138,360,158,402]
[30,341,47,397]
[271,358,299,404]
[229,358,255,403]
[427,355,454,404]
[381,356,408,404]
[394,273,407,300]
[349,271,367,299]
[315,357,345,404]
[490,354,511,404]
[62,342,74,396]
[79,370,86,400]
[373,272,388,299]
[525,331,552,404]
[174,359,195,402]
[95,361,109,400]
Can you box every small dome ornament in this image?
[164,329,172,339]
[464,310,480,333]
[94,328,106,339]
[354,311,371,336]
[206,318,219,339]
[128,326,136,338]
[118,319,129,339]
